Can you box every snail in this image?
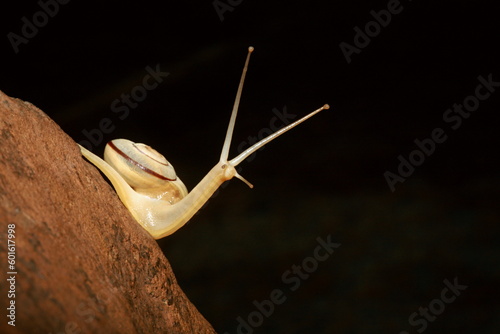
[79,47,329,239]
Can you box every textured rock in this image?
[0,90,216,334]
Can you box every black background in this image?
[1,0,499,333]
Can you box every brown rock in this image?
[0,90,216,334]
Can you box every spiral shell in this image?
[104,139,188,204]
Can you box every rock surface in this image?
[0,90,216,334]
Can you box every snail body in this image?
[79,47,329,239]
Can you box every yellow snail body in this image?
[79,47,329,239]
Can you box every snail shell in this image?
[104,139,188,204]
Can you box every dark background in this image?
[1,0,499,333]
